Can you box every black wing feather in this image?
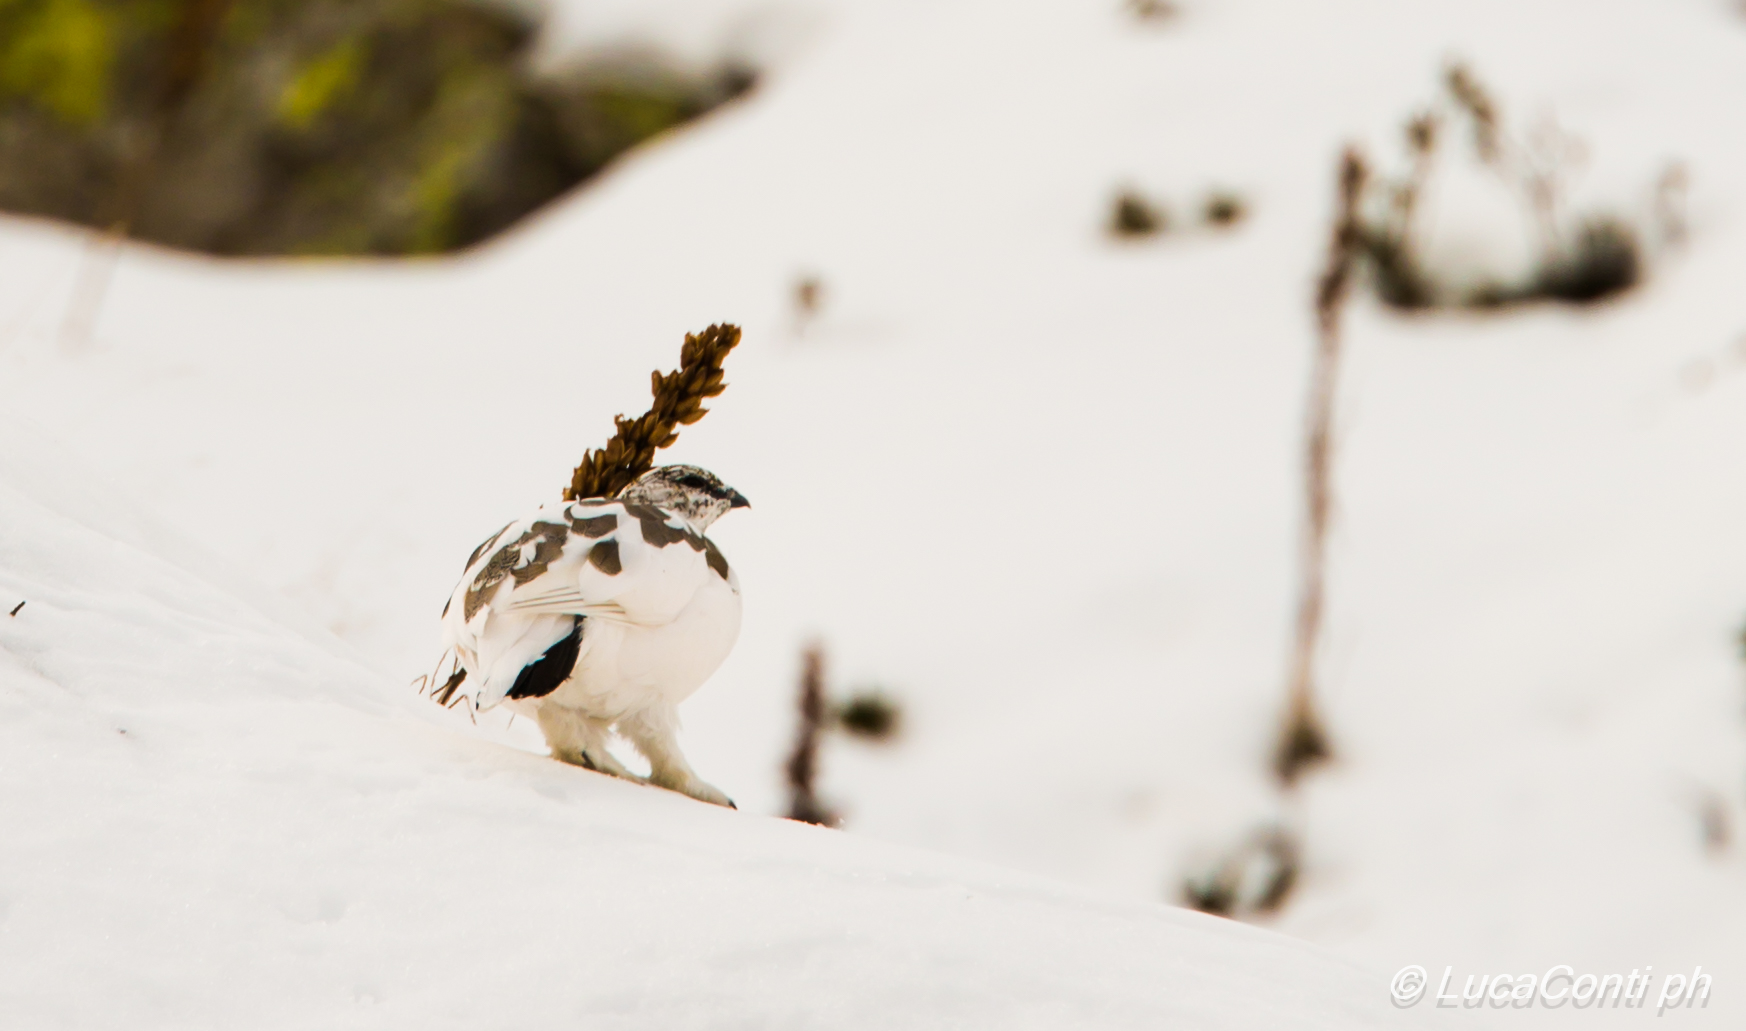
[507,617,585,700]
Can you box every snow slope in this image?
[2,0,1745,1025]
[0,426,1403,1028]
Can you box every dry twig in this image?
[1276,149,1365,785]
[785,644,838,826]
[1445,64,1499,164]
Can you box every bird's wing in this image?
[441,500,734,708]
[495,501,724,625]
[471,613,578,710]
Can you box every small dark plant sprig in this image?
[781,645,905,826]
[1445,64,1500,164]
[1181,825,1302,918]
[786,644,839,827]
[1126,0,1178,22]
[1202,191,1248,227]
[565,324,741,500]
[836,689,902,741]
[1109,187,1166,238]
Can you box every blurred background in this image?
[1,0,1743,1024]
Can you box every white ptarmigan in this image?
[440,464,749,807]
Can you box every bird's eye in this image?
[679,476,708,489]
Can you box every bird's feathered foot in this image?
[537,702,731,806]
[618,704,735,808]
[535,704,641,783]
[660,775,734,809]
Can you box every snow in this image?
[3,0,1746,1024]
[0,421,1398,1027]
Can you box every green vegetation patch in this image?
[0,0,116,125]
[0,0,755,255]
[276,34,367,130]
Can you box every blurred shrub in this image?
[1181,825,1301,919]
[781,647,906,826]
[1349,63,1665,311]
[0,0,753,255]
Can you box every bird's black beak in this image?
[727,489,751,510]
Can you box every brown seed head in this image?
[564,324,741,501]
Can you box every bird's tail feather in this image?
[476,616,588,710]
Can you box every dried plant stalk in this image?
[1445,63,1499,164]
[64,0,236,351]
[785,644,838,827]
[1276,149,1366,785]
[564,323,741,500]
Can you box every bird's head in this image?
[620,465,750,531]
